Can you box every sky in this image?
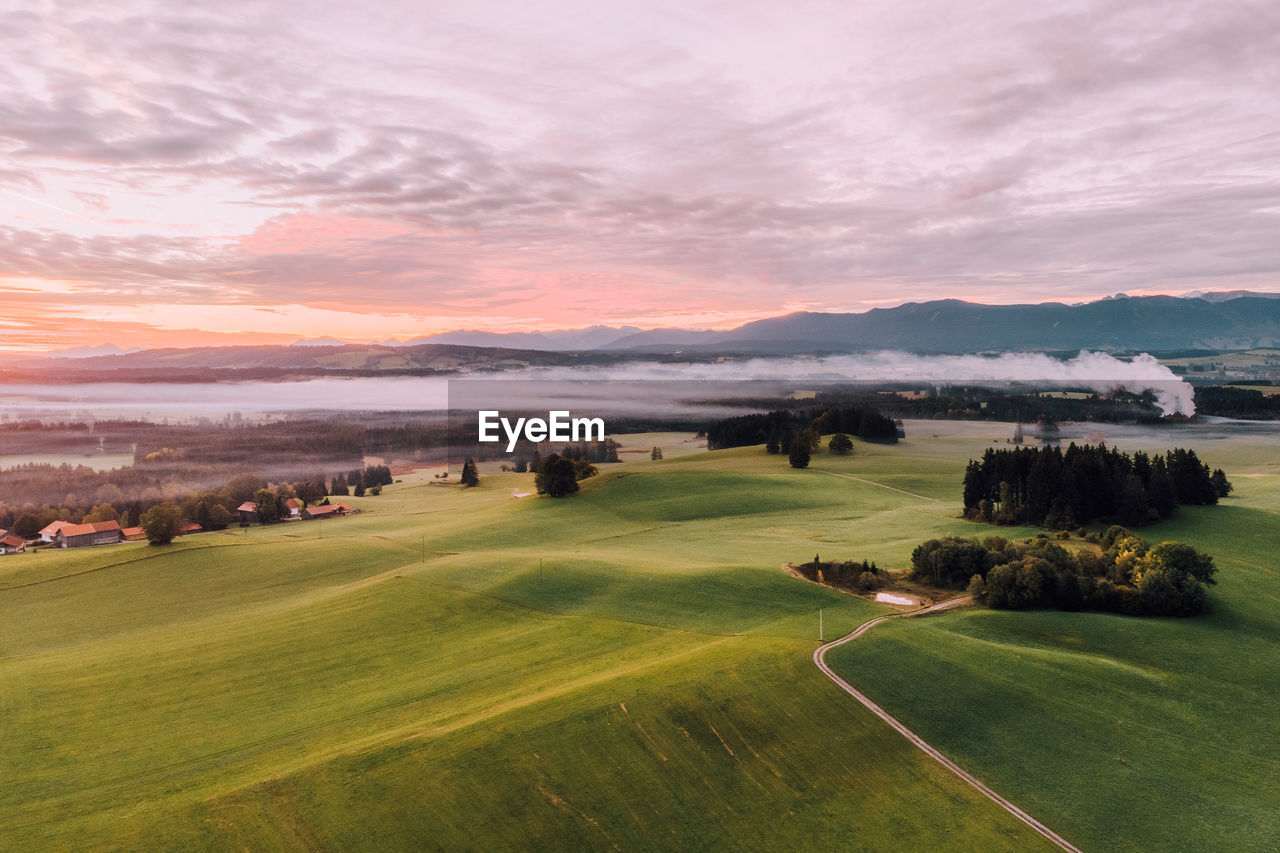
[1,0,1278,351]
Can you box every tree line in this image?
[1193,385,1280,419]
[910,527,1217,617]
[962,444,1231,529]
[475,438,621,468]
[870,386,1168,423]
[706,405,899,452]
[0,463,397,539]
[0,416,441,521]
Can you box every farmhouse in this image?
[302,503,349,520]
[284,498,302,518]
[38,520,75,543]
[54,520,123,548]
[1,532,26,554]
[237,501,260,524]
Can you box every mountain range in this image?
[17,293,1280,374]
[666,294,1280,354]
[366,292,1280,353]
[349,293,1280,354]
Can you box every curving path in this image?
[814,597,1083,853]
[813,469,938,501]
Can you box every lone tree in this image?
[253,488,278,523]
[294,480,325,507]
[140,503,184,545]
[460,457,479,487]
[828,433,854,455]
[788,436,811,469]
[650,446,664,461]
[535,453,580,497]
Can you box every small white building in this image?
[38,520,75,543]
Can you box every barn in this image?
[1,532,26,554]
[53,520,123,548]
[302,503,349,520]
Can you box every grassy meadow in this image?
[2,419,1276,850]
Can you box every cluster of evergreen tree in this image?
[794,556,888,591]
[705,410,796,451]
[706,405,898,452]
[911,528,1217,617]
[553,439,621,463]
[342,464,393,496]
[1194,385,1280,419]
[962,444,1230,528]
[477,438,620,466]
[809,407,900,443]
[868,387,1166,422]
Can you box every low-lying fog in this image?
[0,351,1195,421]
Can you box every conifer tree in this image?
[461,457,479,487]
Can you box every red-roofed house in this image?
[237,501,259,524]
[53,520,123,548]
[180,522,203,535]
[302,503,349,520]
[38,520,75,543]
[122,526,146,541]
[284,498,302,518]
[1,533,25,554]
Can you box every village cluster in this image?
[0,498,353,554]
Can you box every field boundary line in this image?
[814,597,1083,853]
[813,469,939,501]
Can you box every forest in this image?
[705,405,899,451]
[0,416,434,534]
[0,463,396,538]
[784,384,1170,423]
[1193,385,1280,419]
[0,409,631,532]
[910,528,1217,617]
[962,444,1231,528]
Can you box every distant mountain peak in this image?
[290,336,348,347]
[42,343,143,359]
[1179,289,1280,303]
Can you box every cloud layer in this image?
[1,0,1278,348]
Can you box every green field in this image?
[2,422,1277,850]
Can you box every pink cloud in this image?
[0,0,1276,350]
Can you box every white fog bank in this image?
[0,351,1193,419]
